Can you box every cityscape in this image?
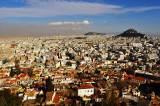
[0,0,160,106]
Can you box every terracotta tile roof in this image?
[5,79,10,81]
[124,77,128,80]
[101,69,108,71]
[34,89,39,92]
[120,72,124,74]
[13,75,18,79]
[42,78,47,81]
[34,70,41,73]
[96,63,103,65]
[82,79,87,82]
[2,75,10,78]
[98,84,103,88]
[55,72,61,74]
[125,74,134,78]
[151,99,160,105]
[132,77,145,81]
[46,92,54,101]
[77,84,94,89]
[66,76,73,79]
[0,70,8,73]
[124,76,145,81]
[53,94,62,103]
[19,74,27,77]
[108,64,113,65]
[110,72,115,75]
[83,79,94,82]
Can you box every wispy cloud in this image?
[49,20,90,26]
[0,0,160,17]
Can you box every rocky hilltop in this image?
[116,28,145,38]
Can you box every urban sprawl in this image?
[0,33,160,106]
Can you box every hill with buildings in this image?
[116,28,145,38]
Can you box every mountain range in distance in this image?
[84,32,106,36]
[84,28,159,37]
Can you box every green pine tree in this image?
[0,96,7,106]
[102,90,120,106]
[10,68,14,77]
[46,77,54,92]
[0,89,22,106]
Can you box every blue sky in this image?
[0,0,160,36]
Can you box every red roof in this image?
[101,69,108,71]
[20,74,27,77]
[77,84,93,89]
[85,68,90,71]
[125,74,134,78]
[5,79,10,81]
[120,72,124,74]
[124,77,128,80]
[13,75,18,79]
[82,79,87,82]
[53,52,57,55]
[124,76,145,81]
[55,72,61,74]
[53,94,61,103]
[34,70,41,73]
[0,70,8,73]
[98,84,103,88]
[34,89,39,92]
[43,78,48,81]
[66,76,73,79]
[132,77,145,81]
[96,63,102,65]
[3,75,10,78]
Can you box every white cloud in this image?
[0,0,160,17]
[49,20,90,26]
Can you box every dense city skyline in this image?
[0,0,160,36]
[0,1,160,105]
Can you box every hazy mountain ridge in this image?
[84,32,106,35]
